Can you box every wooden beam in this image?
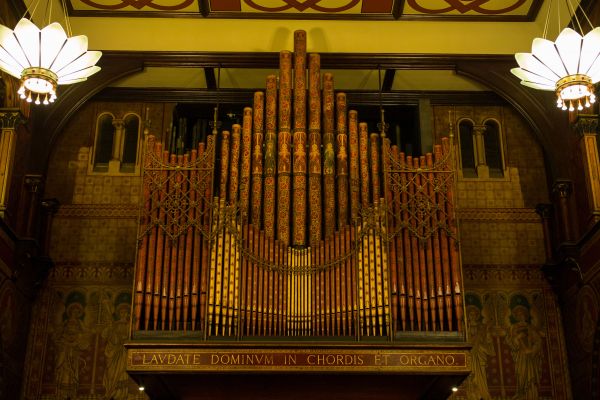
[382,70,395,92]
[205,67,217,90]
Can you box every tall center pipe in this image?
[293,30,308,246]
[308,53,322,245]
[278,51,293,245]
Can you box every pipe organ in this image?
[133,31,464,340]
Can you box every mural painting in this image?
[22,263,145,400]
[454,266,571,400]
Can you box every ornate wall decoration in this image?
[454,265,572,400]
[575,285,599,353]
[21,262,144,400]
[68,0,539,19]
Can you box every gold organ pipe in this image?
[308,54,322,245]
[335,231,341,335]
[293,30,307,246]
[425,153,437,331]
[221,210,231,335]
[248,227,258,335]
[382,139,398,333]
[443,137,463,332]
[322,73,336,238]
[401,153,415,330]
[152,147,168,330]
[408,156,422,331]
[219,132,230,202]
[183,152,196,331]
[239,108,253,218]
[432,145,445,330]
[228,125,241,203]
[191,144,204,331]
[417,156,429,332]
[278,50,292,245]
[348,110,360,223]
[167,155,179,330]
[340,227,347,336]
[175,155,187,330]
[264,76,278,239]
[336,93,349,227]
[345,227,353,336]
[200,135,215,335]
[359,124,370,207]
[370,133,380,203]
[232,222,241,337]
[251,93,264,228]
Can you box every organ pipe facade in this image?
[133,31,464,339]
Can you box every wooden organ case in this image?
[127,31,471,400]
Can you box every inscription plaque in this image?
[128,348,470,373]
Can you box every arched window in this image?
[93,113,115,172]
[458,120,476,178]
[484,119,504,178]
[121,113,141,172]
[90,111,142,174]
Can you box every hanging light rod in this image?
[511,0,600,112]
[0,0,101,106]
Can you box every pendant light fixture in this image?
[511,0,600,111]
[0,0,101,105]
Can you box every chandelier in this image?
[511,0,600,111]
[0,1,101,105]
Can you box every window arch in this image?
[483,119,504,178]
[121,113,141,172]
[91,111,142,174]
[92,112,116,172]
[458,119,477,178]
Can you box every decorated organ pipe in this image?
[132,30,464,339]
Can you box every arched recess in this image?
[28,55,145,174]
[592,316,600,399]
[455,59,569,181]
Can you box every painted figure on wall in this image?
[52,291,92,399]
[465,293,494,400]
[505,294,543,400]
[101,292,132,400]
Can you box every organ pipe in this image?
[132,31,464,339]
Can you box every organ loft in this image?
[127,31,470,398]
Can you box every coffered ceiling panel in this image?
[65,0,542,20]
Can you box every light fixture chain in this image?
[565,0,584,35]
[542,0,553,39]
[60,0,73,37]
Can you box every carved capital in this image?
[0,108,25,129]
[472,125,486,136]
[112,118,124,130]
[24,175,44,194]
[553,180,572,198]
[40,198,60,215]
[573,114,598,137]
[535,203,553,219]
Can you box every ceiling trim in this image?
[63,0,542,21]
[92,87,506,106]
[99,50,515,69]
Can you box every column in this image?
[23,175,43,238]
[552,180,574,243]
[0,108,24,218]
[535,203,554,262]
[472,124,489,178]
[109,118,124,173]
[574,115,600,227]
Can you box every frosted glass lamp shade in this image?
[0,18,102,105]
[511,27,600,111]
